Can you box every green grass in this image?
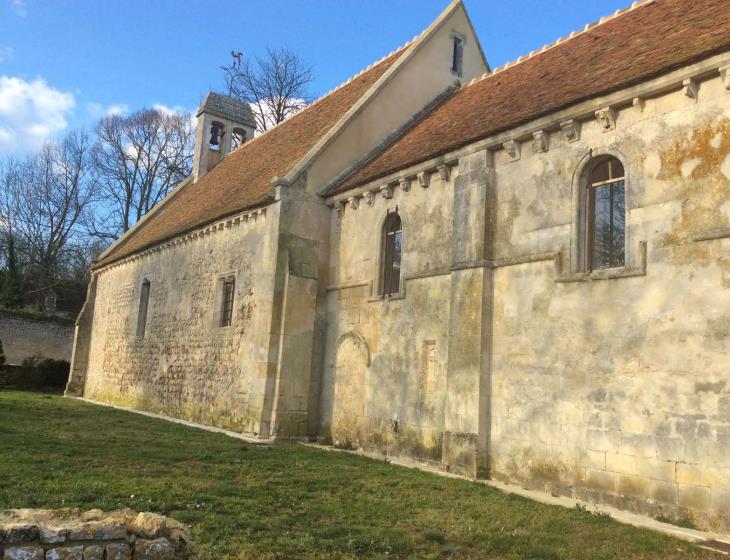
[0,391,716,559]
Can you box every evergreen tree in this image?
[0,338,5,366]
[1,234,21,309]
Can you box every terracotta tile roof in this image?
[97,48,406,268]
[332,0,730,195]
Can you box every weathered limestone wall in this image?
[322,171,454,460]
[81,206,280,437]
[0,508,192,560]
[322,152,493,475]
[322,65,729,529]
[71,41,729,531]
[268,184,331,439]
[0,311,74,366]
[489,73,730,529]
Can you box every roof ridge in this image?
[229,38,418,151]
[465,0,657,88]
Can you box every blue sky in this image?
[0,0,628,154]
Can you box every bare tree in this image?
[222,47,313,132]
[92,108,194,240]
[0,130,98,310]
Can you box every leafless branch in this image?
[0,130,99,309]
[222,46,313,132]
[92,108,194,239]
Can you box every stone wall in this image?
[323,169,454,461]
[323,69,730,529]
[487,72,730,530]
[0,312,74,366]
[322,150,493,476]
[71,44,730,531]
[0,508,193,560]
[80,205,281,437]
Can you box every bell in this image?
[209,123,224,147]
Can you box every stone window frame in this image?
[369,207,406,302]
[213,271,237,329]
[571,148,635,275]
[449,31,467,78]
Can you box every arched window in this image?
[587,157,625,270]
[381,210,403,296]
[231,128,247,150]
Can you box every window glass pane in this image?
[591,179,625,269]
[383,233,394,295]
[382,212,402,296]
[592,183,612,269]
[390,231,402,294]
[609,159,625,180]
[590,160,610,184]
[611,180,625,267]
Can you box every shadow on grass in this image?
[0,391,717,560]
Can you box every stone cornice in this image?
[94,205,270,275]
[326,50,730,205]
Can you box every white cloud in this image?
[87,101,129,118]
[153,103,196,128]
[0,75,75,153]
[11,0,27,16]
[248,98,305,136]
[0,46,13,63]
[152,103,188,116]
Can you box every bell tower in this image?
[193,92,256,181]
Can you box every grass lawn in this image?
[0,391,717,559]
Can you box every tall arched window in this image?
[381,210,403,296]
[587,157,625,270]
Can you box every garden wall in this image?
[0,508,194,560]
[0,311,74,366]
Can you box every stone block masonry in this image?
[0,509,195,560]
[69,0,730,535]
[0,311,74,366]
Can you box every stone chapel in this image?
[68,0,730,531]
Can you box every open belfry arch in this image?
[69,0,730,531]
[193,93,257,181]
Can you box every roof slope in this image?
[97,48,406,268]
[332,0,730,195]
